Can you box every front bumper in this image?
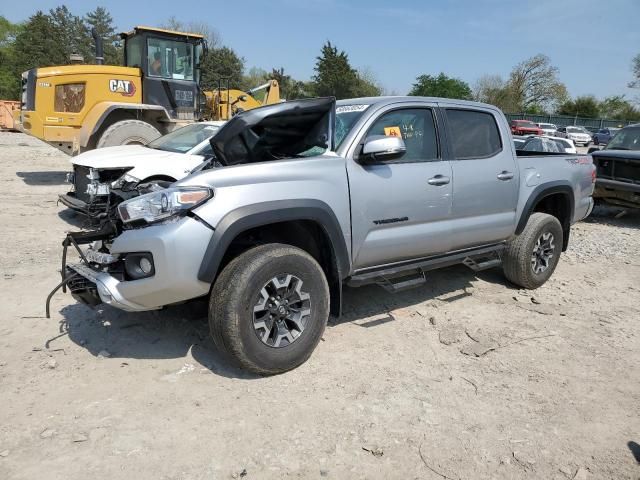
[594,179,640,208]
[62,216,215,311]
[569,137,591,145]
[67,263,154,311]
[58,192,108,215]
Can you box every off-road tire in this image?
[209,243,330,375]
[96,120,161,148]
[503,213,563,289]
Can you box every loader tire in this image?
[503,213,563,289]
[209,243,330,375]
[96,120,160,148]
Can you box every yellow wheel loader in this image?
[16,26,280,154]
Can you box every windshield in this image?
[567,127,586,133]
[605,127,640,151]
[335,104,370,148]
[147,123,221,153]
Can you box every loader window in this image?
[147,38,194,80]
[54,83,85,113]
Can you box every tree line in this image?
[1,6,639,122]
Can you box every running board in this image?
[462,256,502,272]
[348,243,505,288]
[376,270,426,293]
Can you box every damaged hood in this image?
[71,145,200,170]
[210,97,335,166]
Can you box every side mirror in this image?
[587,147,599,154]
[359,135,406,163]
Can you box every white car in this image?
[59,121,224,215]
[536,122,558,136]
[556,126,592,146]
[550,136,577,154]
[520,136,577,154]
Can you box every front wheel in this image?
[209,244,330,375]
[503,213,563,289]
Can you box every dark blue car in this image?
[592,128,620,146]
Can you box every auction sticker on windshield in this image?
[336,105,369,114]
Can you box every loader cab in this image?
[121,26,205,121]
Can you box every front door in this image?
[346,104,453,270]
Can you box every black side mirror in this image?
[359,135,406,164]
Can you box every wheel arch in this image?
[197,200,350,317]
[516,181,574,251]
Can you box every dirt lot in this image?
[1,132,639,480]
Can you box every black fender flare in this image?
[515,181,574,250]
[197,199,351,284]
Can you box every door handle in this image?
[497,171,514,181]
[427,175,450,186]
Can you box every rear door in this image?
[441,106,519,250]
[345,102,453,269]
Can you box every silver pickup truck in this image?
[51,96,595,374]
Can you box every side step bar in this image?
[347,243,505,288]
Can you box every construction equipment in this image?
[0,100,20,130]
[16,26,280,154]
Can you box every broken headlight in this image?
[111,173,140,190]
[118,186,213,225]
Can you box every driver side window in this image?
[366,108,439,162]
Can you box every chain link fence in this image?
[505,113,634,129]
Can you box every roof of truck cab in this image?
[120,26,205,39]
[336,96,501,110]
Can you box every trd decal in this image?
[373,217,409,225]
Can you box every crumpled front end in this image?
[59,165,134,217]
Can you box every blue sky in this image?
[3,0,639,100]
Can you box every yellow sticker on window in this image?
[384,126,402,138]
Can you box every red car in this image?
[511,120,543,136]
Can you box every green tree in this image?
[85,6,121,65]
[49,5,92,62]
[311,41,360,99]
[409,72,472,100]
[557,95,600,118]
[473,74,518,112]
[0,16,22,99]
[508,54,568,112]
[269,67,311,100]
[241,67,269,92]
[354,67,382,97]
[200,46,244,90]
[11,11,65,74]
[599,95,640,121]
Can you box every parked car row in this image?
[49,97,596,374]
[510,120,624,147]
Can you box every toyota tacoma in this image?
[48,96,596,375]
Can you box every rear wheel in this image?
[96,119,161,148]
[209,243,330,375]
[503,213,563,289]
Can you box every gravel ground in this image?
[0,132,639,480]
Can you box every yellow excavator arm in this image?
[204,79,280,121]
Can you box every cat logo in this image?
[109,79,136,97]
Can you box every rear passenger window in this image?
[366,108,439,161]
[445,109,502,159]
